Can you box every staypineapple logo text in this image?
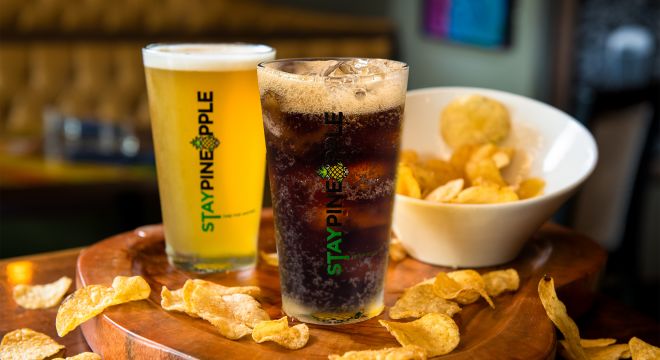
[193,91,221,232]
[320,112,349,276]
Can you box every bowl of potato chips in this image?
[393,87,597,267]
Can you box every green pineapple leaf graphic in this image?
[317,166,329,178]
[190,136,203,150]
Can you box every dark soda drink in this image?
[257,59,408,324]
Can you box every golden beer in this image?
[143,44,275,272]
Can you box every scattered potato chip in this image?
[260,251,279,266]
[452,185,518,204]
[389,236,408,262]
[379,313,460,357]
[328,346,428,360]
[433,272,478,305]
[165,280,268,340]
[12,276,72,309]
[584,344,631,360]
[0,328,65,360]
[629,337,660,360]
[559,341,630,360]
[161,286,197,317]
[441,270,494,308]
[54,352,102,360]
[482,269,519,297]
[440,94,511,149]
[538,276,587,360]
[517,177,546,200]
[425,178,464,203]
[218,293,271,328]
[580,338,618,348]
[56,285,115,337]
[110,276,151,303]
[188,283,269,339]
[56,276,151,337]
[183,279,261,299]
[252,317,309,350]
[389,282,461,319]
[396,164,421,199]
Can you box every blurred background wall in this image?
[1,0,659,320]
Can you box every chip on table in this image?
[0,328,65,360]
[13,276,72,309]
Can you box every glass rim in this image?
[257,57,409,80]
[143,43,275,71]
[143,42,275,57]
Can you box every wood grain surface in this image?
[0,248,91,355]
[71,209,607,359]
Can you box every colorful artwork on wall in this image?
[424,0,512,48]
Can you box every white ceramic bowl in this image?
[393,87,598,267]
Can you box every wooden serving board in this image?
[77,209,606,359]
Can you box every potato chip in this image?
[188,295,252,339]
[433,272,477,305]
[260,251,279,266]
[252,317,309,350]
[389,236,408,262]
[328,346,428,360]
[54,352,102,360]
[379,313,460,357]
[440,270,495,308]
[492,149,512,169]
[468,143,497,163]
[580,338,617,348]
[161,286,197,317]
[0,328,65,360]
[389,282,461,319]
[584,344,631,360]
[559,341,630,360]
[399,150,419,165]
[13,276,72,309]
[517,177,546,200]
[465,158,506,187]
[219,293,271,327]
[449,144,476,176]
[111,276,151,303]
[440,94,511,149]
[56,285,115,337]
[396,164,421,198]
[56,276,151,337]
[452,185,518,204]
[629,337,660,360]
[188,284,269,339]
[425,178,464,203]
[418,159,461,196]
[482,269,519,297]
[538,276,587,360]
[183,279,261,298]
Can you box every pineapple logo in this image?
[317,162,349,183]
[190,135,220,152]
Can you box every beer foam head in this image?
[257,58,408,114]
[143,43,275,71]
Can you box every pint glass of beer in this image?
[257,58,408,324]
[143,44,275,272]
